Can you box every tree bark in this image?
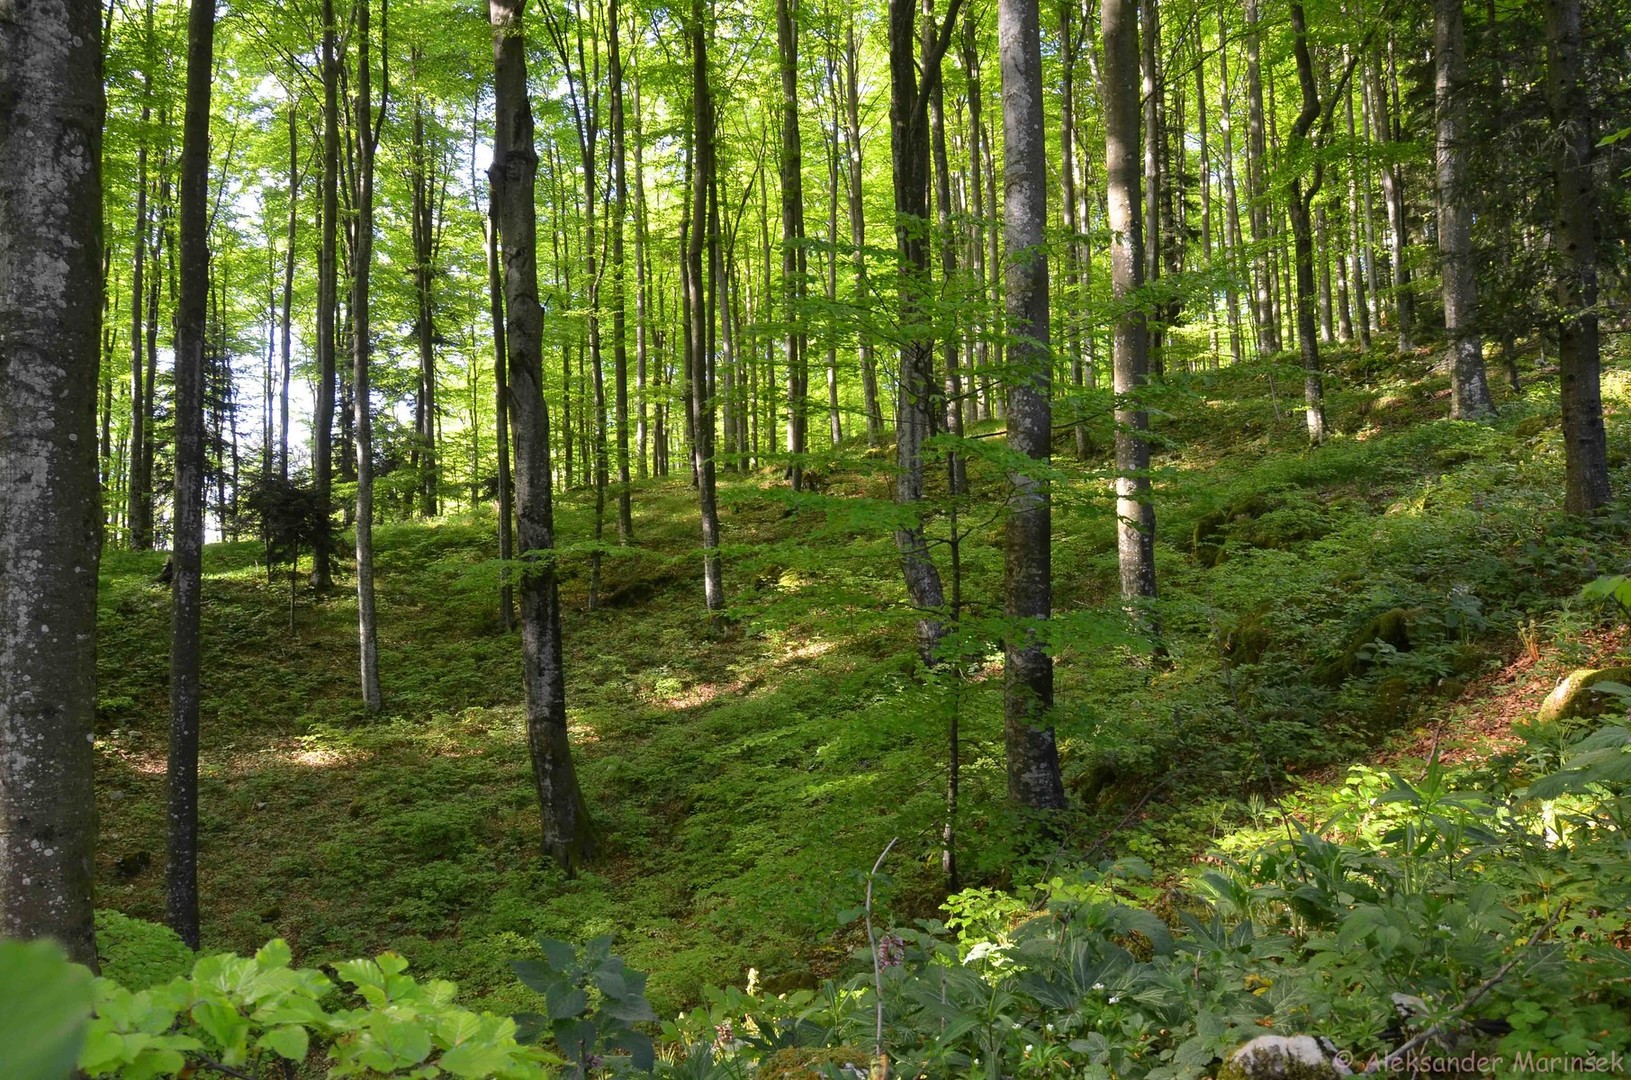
[1367,46,1413,351]
[1435,0,1494,419]
[888,0,963,660]
[1287,0,1327,445]
[487,211,514,630]
[1243,0,1279,356]
[1001,0,1065,812]
[777,0,808,491]
[312,0,340,590]
[490,0,595,868]
[0,0,104,967]
[1545,0,1610,514]
[689,0,724,609]
[844,17,884,447]
[351,0,383,713]
[610,0,634,542]
[1103,0,1157,606]
[166,0,214,950]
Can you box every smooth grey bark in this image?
[1139,0,1163,373]
[127,1,155,549]
[1366,46,1413,351]
[312,0,339,590]
[888,0,963,661]
[409,82,440,517]
[351,0,383,713]
[1286,0,1330,446]
[487,212,514,630]
[0,0,103,967]
[843,17,884,447]
[280,98,299,480]
[1219,16,1246,365]
[688,0,724,610]
[1243,0,1278,356]
[167,0,213,950]
[777,0,809,490]
[1000,0,1065,813]
[610,0,633,542]
[1435,0,1495,419]
[1103,0,1157,605]
[489,0,595,868]
[633,66,651,479]
[1545,0,1610,515]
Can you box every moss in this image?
[1513,414,1552,438]
[759,1046,872,1079]
[1221,607,1274,667]
[1370,676,1415,728]
[1536,667,1631,723]
[1316,607,1419,687]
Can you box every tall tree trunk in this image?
[1243,0,1278,355]
[928,4,962,494]
[127,6,154,550]
[351,0,383,713]
[1060,0,1088,452]
[1139,0,1163,374]
[1287,0,1329,445]
[312,0,340,590]
[610,0,634,541]
[1219,14,1245,365]
[826,41,844,450]
[844,17,884,447]
[280,98,299,480]
[888,0,962,661]
[777,0,808,490]
[488,211,514,629]
[1545,0,1610,514]
[0,0,104,967]
[961,19,992,425]
[1103,0,1157,606]
[490,0,594,868]
[633,65,651,479]
[166,0,214,950]
[410,83,440,516]
[689,0,724,609]
[1435,0,1494,419]
[1367,46,1413,351]
[1001,0,1065,813]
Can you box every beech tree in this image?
[1000,0,1065,812]
[0,0,104,967]
[490,0,594,868]
[167,0,215,949]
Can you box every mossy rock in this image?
[1193,509,1231,568]
[1536,667,1631,723]
[1315,607,1420,687]
[759,1046,872,1079]
[1219,1036,1352,1080]
[1513,414,1554,439]
[1220,607,1273,667]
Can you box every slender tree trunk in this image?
[1243,0,1278,356]
[351,0,383,713]
[826,42,843,450]
[128,14,154,550]
[777,0,808,491]
[1435,0,1494,419]
[490,0,594,868]
[633,67,651,480]
[166,0,214,950]
[611,1,634,541]
[1546,0,1610,514]
[689,0,724,609]
[1287,0,1327,445]
[0,0,104,967]
[312,0,340,590]
[410,87,440,516]
[1103,0,1157,606]
[888,0,962,660]
[280,99,298,480]
[1061,0,1088,451]
[844,17,884,446]
[1219,15,1245,365]
[1001,0,1065,813]
[1139,0,1163,374]
[1367,47,1413,351]
[487,212,515,629]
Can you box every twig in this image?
[866,836,899,1063]
[1369,907,1564,1071]
[192,1056,258,1080]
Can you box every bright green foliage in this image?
[0,939,95,1080]
[76,940,558,1079]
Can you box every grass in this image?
[92,337,1631,1016]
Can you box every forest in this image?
[2,0,1631,1074]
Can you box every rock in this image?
[1536,667,1631,723]
[1316,608,1419,687]
[1221,1035,1352,1080]
[1513,414,1552,439]
[1221,607,1274,667]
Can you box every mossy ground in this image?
[92,340,1631,1014]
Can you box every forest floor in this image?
[92,340,1631,1014]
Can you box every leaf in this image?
[537,938,578,973]
[510,959,566,996]
[0,939,94,1080]
[259,1024,309,1062]
[545,984,588,1021]
[254,939,293,971]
